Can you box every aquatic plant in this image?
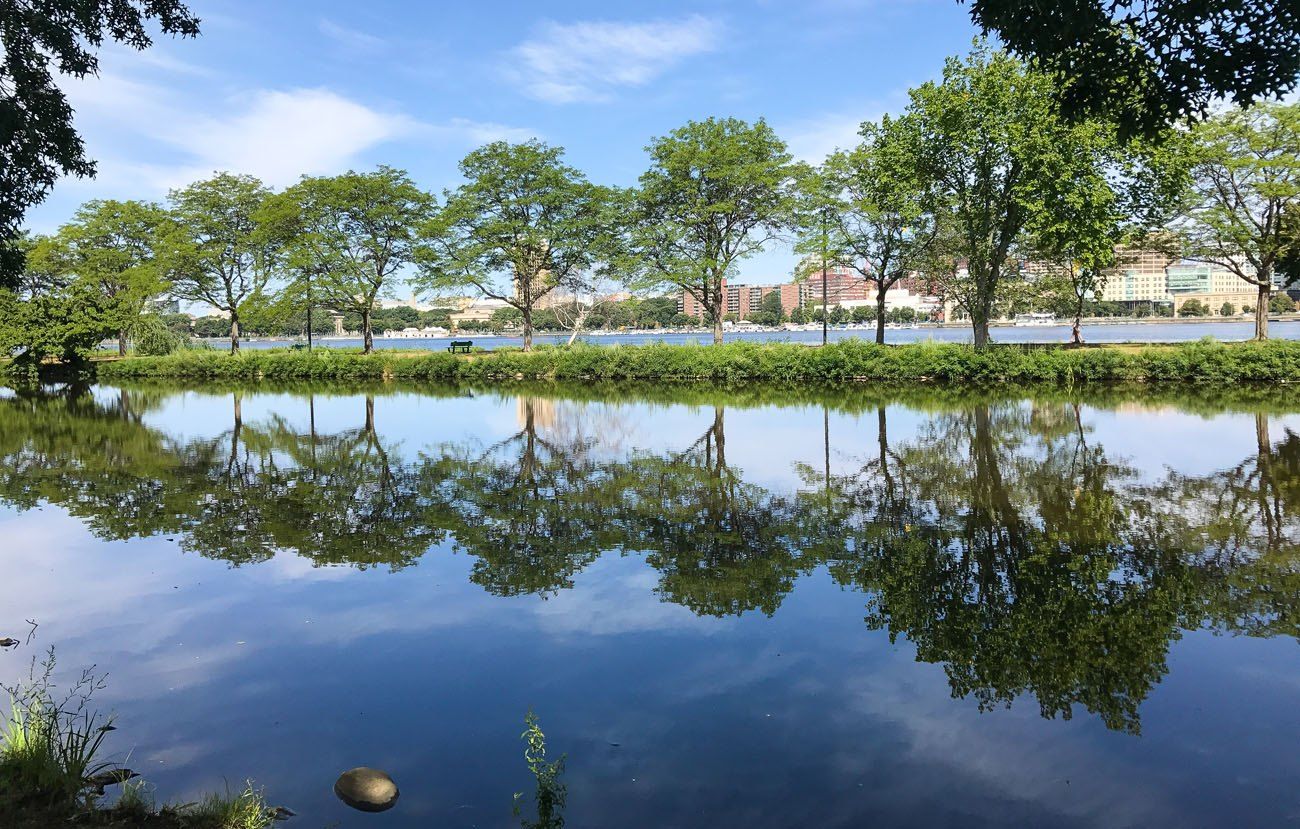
[514,710,567,829]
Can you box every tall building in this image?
[679,280,804,321]
[1099,247,1176,303]
[797,265,873,306]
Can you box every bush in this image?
[93,339,1300,386]
[131,317,185,357]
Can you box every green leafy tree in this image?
[190,315,231,339]
[1025,128,1188,344]
[161,174,279,353]
[493,306,524,328]
[1180,103,1300,340]
[751,289,786,326]
[628,118,797,344]
[638,296,680,328]
[1178,298,1209,317]
[0,235,119,375]
[415,141,619,351]
[264,166,433,353]
[1221,302,1236,317]
[820,116,934,344]
[50,199,174,355]
[0,0,200,286]
[1269,292,1296,314]
[964,0,1300,140]
[907,44,1086,348]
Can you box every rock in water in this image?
[334,767,399,813]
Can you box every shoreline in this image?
[214,315,1300,345]
[92,339,1300,386]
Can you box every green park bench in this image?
[447,340,473,354]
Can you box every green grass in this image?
[0,652,278,829]
[172,782,277,829]
[95,337,1300,385]
[0,673,114,814]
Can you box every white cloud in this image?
[53,69,534,200]
[319,19,385,52]
[511,15,722,104]
[781,112,872,164]
[425,117,539,146]
[60,70,414,190]
[175,88,411,187]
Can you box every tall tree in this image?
[0,0,200,286]
[52,199,173,355]
[415,141,618,351]
[963,0,1300,140]
[821,116,934,345]
[1025,130,1188,344]
[264,167,432,353]
[162,173,278,353]
[628,117,797,345]
[1179,103,1300,340]
[907,43,1096,348]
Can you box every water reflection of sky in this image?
[1,385,1298,828]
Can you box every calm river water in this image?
[0,382,1297,827]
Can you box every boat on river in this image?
[1013,312,1057,326]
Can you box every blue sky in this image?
[31,0,984,288]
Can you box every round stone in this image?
[334,767,399,813]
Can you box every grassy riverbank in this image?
[95,339,1300,385]
[0,653,281,829]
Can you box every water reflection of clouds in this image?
[1087,407,1300,480]
[4,384,1299,827]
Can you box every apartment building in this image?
[1099,247,1176,303]
[678,280,802,320]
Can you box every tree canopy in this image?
[161,173,278,353]
[628,117,797,344]
[963,0,1300,140]
[1180,102,1300,340]
[0,0,200,286]
[263,166,432,353]
[414,141,619,351]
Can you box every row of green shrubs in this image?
[96,338,1300,385]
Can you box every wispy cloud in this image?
[424,117,539,146]
[51,69,535,204]
[781,112,870,163]
[510,15,722,104]
[174,88,413,187]
[779,92,910,163]
[319,18,385,52]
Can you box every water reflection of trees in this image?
[0,386,1296,732]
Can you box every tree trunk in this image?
[362,308,374,354]
[712,278,725,346]
[523,308,534,352]
[1071,291,1085,346]
[566,310,584,347]
[875,284,888,345]
[972,315,990,349]
[118,330,128,357]
[229,313,241,354]
[1255,282,1270,340]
